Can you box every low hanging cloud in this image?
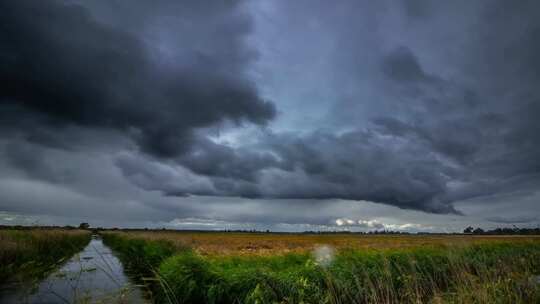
[486,216,538,224]
[116,129,459,213]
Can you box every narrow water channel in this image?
[0,235,147,304]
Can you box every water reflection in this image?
[0,235,147,304]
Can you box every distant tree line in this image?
[1,224,539,235]
[463,226,540,235]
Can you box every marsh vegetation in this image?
[1,229,539,303]
[102,231,540,304]
[0,229,91,285]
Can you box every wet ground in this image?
[0,235,147,304]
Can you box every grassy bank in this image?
[0,229,91,285]
[103,231,540,303]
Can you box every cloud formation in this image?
[0,0,275,158]
[334,218,426,231]
[1,0,540,228]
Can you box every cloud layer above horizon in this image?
[1,0,540,230]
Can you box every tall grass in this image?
[103,232,540,304]
[0,229,91,285]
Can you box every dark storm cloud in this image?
[113,152,215,197]
[260,130,458,213]
[178,137,280,182]
[0,0,275,157]
[127,0,540,215]
[2,0,540,222]
[118,129,459,213]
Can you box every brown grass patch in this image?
[103,231,540,256]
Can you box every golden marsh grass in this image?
[103,231,540,256]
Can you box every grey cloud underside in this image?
[1,0,540,218]
[486,216,538,224]
[116,132,457,213]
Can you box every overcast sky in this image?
[1,0,539,232]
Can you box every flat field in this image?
[102,231,540,303]
[103,230,540,255]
